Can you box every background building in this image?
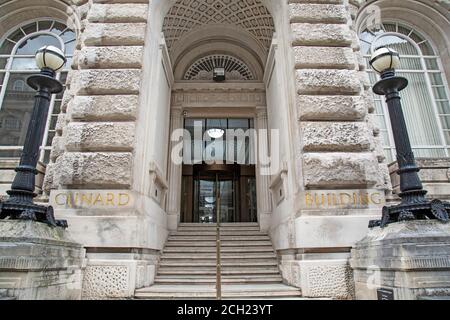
[0,0,449,299]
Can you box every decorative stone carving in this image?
[82,265,129,299]
[184,54,255,81]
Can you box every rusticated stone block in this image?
[55,152,132,188]
[303,152,379,188]
[298,95,367,121]
[82,23,146,46]
[296,69,362,95]
[291,23,353,46]
[294,46,357,69]
[50,135,66,162]
[301,122,372,152]
[64,122,135,152]
[289,3,348,24]
[72,69,141,95]
[69,95,138,121]
[78,46,143,69]
[87,4,148,23]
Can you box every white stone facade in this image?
[0,0,449,299]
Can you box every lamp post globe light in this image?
[0,46,67,228]
[369,46,450,227]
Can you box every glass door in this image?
[181,164,257,223]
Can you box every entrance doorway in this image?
[181,164,257,223]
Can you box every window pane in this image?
[38,21,53,31]
[0,73,5,85]
[374,100,384,114]
[381,131,390,145]
[51,22,67,34]
[22,22,37,35]
[64,40,76,55]
[398,72,443,146]
[419,42,435,56]
[437,101,450,115]
[46,131,56,146]
[0,40,15,54]
[60,29,76,43]
[11,57,37,70]
[377,34,418,55]
[228,119,249,129]
[376,115,387,130]
[0,58,9,69]
[399,57,422,70]
[413,148,446,157]
[0,73,35,147]
[444,131,450,144]
[441,116,450,129]
[425,59,439,70]
[16,34,61,55]
[429,73,444,85]
[433,87,449,100]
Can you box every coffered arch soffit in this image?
[162,0,275,69]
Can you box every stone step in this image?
[154,277,283,285]
[163,246,275,253]
[179,223,259,227]
[159,260,278,267]
[135,284,301,299]
[170,231,267,236]
[157,268,280,275]
[161,252,277,259]
[165,241,273,247]
[168,235,270,241]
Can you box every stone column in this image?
[43,0,159,300]
[255,107,273,232]
[286,0,387,299]
[166,107,184,230]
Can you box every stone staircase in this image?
[135,223,301,299]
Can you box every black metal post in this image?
[370,69,449,227]
[0,67,67,228]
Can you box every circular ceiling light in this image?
[207,128,225,139]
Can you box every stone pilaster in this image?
[43,0,156,300]
[166,108,184,230]
[286,0,386,299]
[255,107,273,232]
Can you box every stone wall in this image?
[40,0,164,299]
[279,0,389,299]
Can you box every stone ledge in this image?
[298,95,367,121]
[87,3,148,23]
[294,46,357,70]
[78,46,143,69]
[296,69,362,95]
[291,23,353,47]
[289,3,348,24]
[82,23,146,46]
[301,122,372,152]
[302,152,380,188]
[69,95,138,121]
[54,152,133,188]
[64,122,136,152]
[72,69,141,95]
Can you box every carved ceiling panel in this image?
[163,0,275,52]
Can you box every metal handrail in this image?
[215,173,222,300]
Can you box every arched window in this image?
[0,19,76,162]
[360,22,450,162]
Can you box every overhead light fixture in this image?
[207,128,225,139]
[213,67,225,82]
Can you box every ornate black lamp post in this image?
[369,46,449,227]
[0,46,67,228]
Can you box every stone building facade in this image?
[0,0,449,299]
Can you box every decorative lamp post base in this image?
[0,67,67,228]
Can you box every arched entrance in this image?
[160,0,279,229]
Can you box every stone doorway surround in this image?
[166,82,273,231]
